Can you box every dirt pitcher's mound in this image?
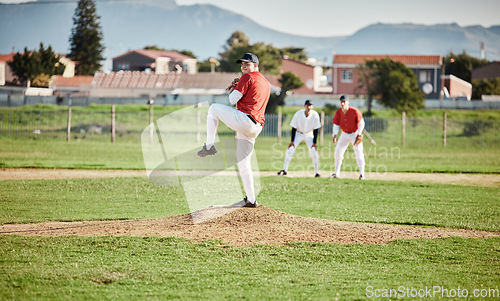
[2,206,498,246]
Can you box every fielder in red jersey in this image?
[331,95,366,180]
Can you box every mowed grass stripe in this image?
[1,136,500,173]
[1,177,498,231]
[0,236,498,300]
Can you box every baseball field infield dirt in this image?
[1,205,498,247]
[1,168,498,187]
[1,168,498,246]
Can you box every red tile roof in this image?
[91,71,243,90]
[177,73,240,89]
[113,49,195,61]
[92,71,181,89]
[333,54,442,66]
[50,75,94,87]
[0,53,15,63]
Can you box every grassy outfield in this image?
[0,176,499,300]
[1,105,499,172]
[1,177,499,231]
[0,138,145,170]
[1,235,498,300]
[1,106,499,299]
[1,137,499,173]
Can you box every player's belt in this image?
[247,114,262,126]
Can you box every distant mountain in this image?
[1,0,499,65]
[336,23,500,60]
[488,25,500,37]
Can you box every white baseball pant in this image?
[283,132,319,174]
[334,132,365,177]
[206,103,262,203]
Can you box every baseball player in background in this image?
[278,100,322,177]
[332,95,366,179]
[197,53,270,208]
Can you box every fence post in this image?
[277,106,282,145]
[480,120,484,148]
[196,103,200,143]
[443,112,447,147]
[148,98,154,143]
[111,105,116,143]
[39,111,42,139]
[401,111,406,146]
[320,111,325,145]
[66,106,71,142]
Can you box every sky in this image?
[1,0,499,37]
[176,0,500,36]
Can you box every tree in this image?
[247,42,282,75]
[198,58,221,73]
[69,0,104,75]
[279,47,308,62]
[443,51,488,81]
[358,58,425,115]
[218,31,251,72]
[143,46,197,59]
[177,50,197,59]
[218,31,308,75]
[266,72,303,113]
[8,43,65,87]
[32,74,52,87]
[357,62,380,116]
[472,78,500,99]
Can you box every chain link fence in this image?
[1,107,499,148]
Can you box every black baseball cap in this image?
[304,100,313,106]
[236,53,259,65]
[340,95,349,101]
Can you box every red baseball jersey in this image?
[235,71,270,125]
[332,107,363,133]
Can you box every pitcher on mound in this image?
[197,53,270,208]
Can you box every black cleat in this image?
[197,144,217,157]
[331,173,338,178]
[315,173,321,178]
[242,196,258,208]
[359,175,365,180]
[277,170,287,176]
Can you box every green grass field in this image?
[1,235,498,300]
[0,176,499,300]
[1,106,499,300]
[1,137,499,173]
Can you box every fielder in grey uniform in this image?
[277,100,322,177]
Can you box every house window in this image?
[341,70,353,83]
[117,63,130,71]
[419,70,431,83]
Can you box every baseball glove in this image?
[354,134,363,146]
[226,77,240,93]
